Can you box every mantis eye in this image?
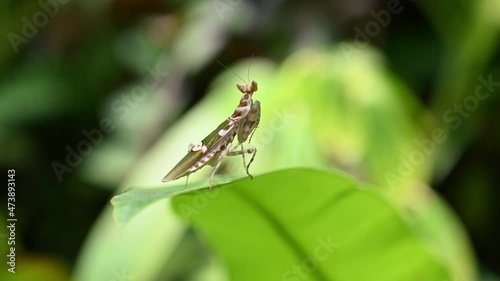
[251,80,258,92]
[236,84,246,93]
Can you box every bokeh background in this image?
[1,0,499,280]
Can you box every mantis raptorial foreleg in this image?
[248,101,261,144]
[232,100,260,178]
[237,101,260,143]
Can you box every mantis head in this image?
[236,80,258,94]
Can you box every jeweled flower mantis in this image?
[162,60,261,189]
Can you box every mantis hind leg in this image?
[227,146,257,179]
[239,143,248,174]
[184,174,189,189]
[208,146,230,189]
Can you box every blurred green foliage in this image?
[1,0,499,281]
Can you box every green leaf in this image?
[111,176,245,225]
[171,168,450,281]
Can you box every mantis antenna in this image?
[217,60,246,83]
[247,53,254,82]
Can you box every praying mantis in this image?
[162,61,261,189]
